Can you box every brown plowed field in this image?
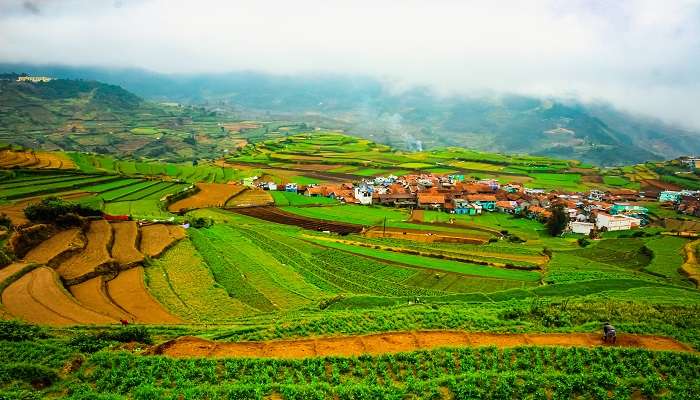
[233,206,363,234]
[155,331,693,359]
[642,179,681,191]
[106,267,181,324]
[139,224,185,257]
[2,269,75,326]
[0,200,31,225]
[23,228,84,265]
[0,262,29,285]
[70,276,132,321]
[225,188,273,207]
[55,220,113,280]
[2,267,115,326]
[168,183,244,212]
[110,221,143,265]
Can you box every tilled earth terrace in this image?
[168,183,245,212]
[0,149,75,169]
[154,331,693,359]
[0,220,185,325]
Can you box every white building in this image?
[17,76,54,83]
[595,213,641,231]
[354,187,373,205]
[569,221,595,235]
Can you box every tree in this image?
[546,205,569,236]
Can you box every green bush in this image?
[0,321,47,342]
[104,326,153,344]
[24,197,101,225]
[0,363,58,388]
[69,333,112,353]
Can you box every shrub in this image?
[69,333,112,353]
[24,197,101,225]
[0,213,11,230]
[9,224,55,257]
[190,217,212,229]
[577,237,591,247]
[0,363,58,388]
[546,205,569,236]
[69,326,153,353]
[105,326,153,344]
[0,320,47,341]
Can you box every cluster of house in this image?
[659,190,700,217]
[252,173,665,234]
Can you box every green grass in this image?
[528,173,584,191]
[145,239,255,321]
[283,204,410,226]
[643,236,690,284]
[271,191,339,206]
[353,168,387,176]
[0,175,118,199]
[573,238,652,270]
[307,238,541,281]
[288,175,321,185]
[130,127,160,135]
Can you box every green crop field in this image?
[271,191,339,206]
[4,128,700,399]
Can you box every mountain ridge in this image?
[1,63,698,165]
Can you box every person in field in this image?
[603,322,616,343]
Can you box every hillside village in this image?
[255,173,700,235]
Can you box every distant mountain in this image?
[0,78,221,160]
[2,63,698,165]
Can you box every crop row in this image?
[201,226,319,309]
[76,347,700,399]
[188,228,278,312]
[241,227,444,297]
[0,175,120,199]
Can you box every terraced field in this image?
[168,183,245,212]
[0,149,75,169]
[0,220,184,325]
[54,219,113,281]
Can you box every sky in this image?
[1,0,700,128]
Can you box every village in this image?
[253,173,700,235]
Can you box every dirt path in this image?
[154,331,693,359]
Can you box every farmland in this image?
[2,133,700,399]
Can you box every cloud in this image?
[1,0,699,128]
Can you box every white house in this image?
[17,76,54,83]
[354,186,373,205]
[569,221,595,235]
[595,213,640,231]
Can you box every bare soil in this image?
[139,224,185,257]
[168,183,244,212]
[70,276,133,321]
[110,221,143,266]
[55,220,112,280]
[225,188,273,207]
[0,262,29,285]
[23,228,84,265]
[106,267,181,324]
[155,331,693,359]
[2,267,115,325]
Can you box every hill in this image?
[0,78,260,161]
[3,64,699,165]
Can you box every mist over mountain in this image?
[2,63,699,166]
